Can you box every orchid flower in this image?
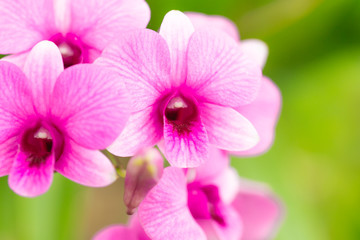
[0,0,150,68]
[138,148,283,240]
[96,10,262,168]
[0,41,129,197]
[94,148,283,240]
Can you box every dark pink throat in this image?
[50,33,84,68]
[21,124,63,167]
[164,95,198,134]
[187,183,226,226]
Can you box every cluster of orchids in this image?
[0,0,283,239]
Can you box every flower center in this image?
[49,33,84,68]
[20,124,64,167]
[187,183,226,226]
[164,95,198,133]
[21,126,53,167]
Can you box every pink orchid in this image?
[138,148,283,240]
[0,41,129,197]
[0,0,150,68]
[96,10,262,168]
[124,148,164,215]
[186,12,282,156]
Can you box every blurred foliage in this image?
[0,0,359,239]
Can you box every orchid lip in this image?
[49,33,84,68]
[164,93,199,134]
[187,183,226,226]
[20,122,64,167]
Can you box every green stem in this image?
[101,150,130,178]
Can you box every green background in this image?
[0,0,359,239]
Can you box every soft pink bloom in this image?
[186,12,282,156]
[138,148,283,240]
[0,41,129,197]
[124,148,164,215]
[96,10,262,168]
[0,0,150,68]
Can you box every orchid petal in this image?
[24,41,64,116]
[51,64,129,150]
[70,0,150,51]
[232,180,283,240]
[240,39,269,69]
[1,52,29,69]
[129,215,152,240]
[0,0,56,53]
[9,150,55,197]
[0,62,34,144]
[185,12,239,41]
[55,140,117,187]
[54,0,71,34]
[195,147,229,182]
[139,167,206,240]
[93,225,138,240]
[107,106,162,157]
[159,10,194,85]
[233,77,281,156]
[217,205,243,240]
[0,137,17,177]
[94,215,150,240]
[187,30,261,107]
[197,205,242,240]
[87,48,102,63]
[211,167,241,204]
[201,103,259,151]
[163,117,209,168]
[96,29,171,112]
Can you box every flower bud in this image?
[124,148,164,215]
